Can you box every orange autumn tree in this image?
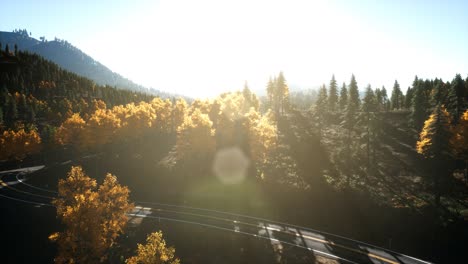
[50,166,134,264]
[55,113,86,148]
[126,231,180,264]
[171,98,188,133]
[0,127,41,160]
[83,108,121,149]
[176,108,215,159]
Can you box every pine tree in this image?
[266,77,275,111]
[348,74,360,109]
[375,88,383,111]
[430,82,447,108]
[328,75,338,112]
[411,76,430,129]
[381,86,389,111]
[276,71,289,115]
[362,85,378,169]
[390,80,403,110]
[405,87,414,109]
[447,74,466,123]
[315,84,328,128]
[416,105,453,205]
[362,85,377,113]
[339,82,348,111]
[452,110,468,180]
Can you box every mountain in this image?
[0,30,171,97]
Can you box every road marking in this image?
[5,177,414,264]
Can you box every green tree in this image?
[362,85,377,113]
[339,82,348,111]
[411,77,430,129]
[276,71,289,115]
[266,77,275,109]
[362,85,378,169]
[416,105,453,206]
[404,87,414,109]
[447,74,466,123]
[348,75,360,109]
[328,75,338,112]
[315,84,328,130]
[381,86,390,111]
[390,80,403,110]
[0,106,3,124]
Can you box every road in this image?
[0,165,433,264]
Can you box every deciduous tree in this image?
[50,166,133,263]
[126,231,180,264]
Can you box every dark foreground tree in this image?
[416,105,453,206]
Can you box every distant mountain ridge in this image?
[0,30,172,97]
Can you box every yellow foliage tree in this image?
[50,166,134,263]
[55,113,86,147]
[176,108,215,159]
[126,231,180,264]
[0,128,42,160]
[172,98,188,133]
[246,109,278,166]
[83,108,121,149]
[150,98,172,133]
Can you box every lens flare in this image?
[212,147,250,185]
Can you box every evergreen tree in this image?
[416,105,453,206]
[411,83,428,130]
[266,77,274,108]
[315,84,328,127]
[381,86,389,111]
[447,74,466,123]
[0,106,3,124]
[362,85,378,169]
[276,71,289,115]
[339,82,348,111]
[348,74,360,109]
[430,82,446,108]
[375,88,383,111]
[328,75,338,112]
[405,87,414,109]
[390,80,403,110]
[362,85,377,113]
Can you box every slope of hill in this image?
[0,30,171,97]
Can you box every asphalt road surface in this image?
[0,165,433,264]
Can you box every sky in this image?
[2,0,468,98]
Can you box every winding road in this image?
[0,165,433,264]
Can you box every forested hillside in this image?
[0,29,170,95]
[0,49,156,160]
[1,48,468,263]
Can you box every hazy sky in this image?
[2,0,468,97]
